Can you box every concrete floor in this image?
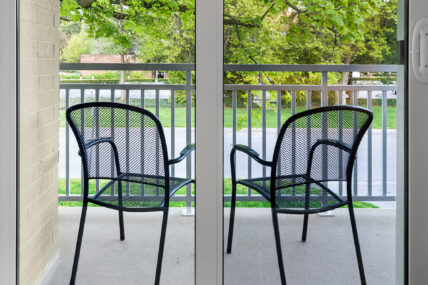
[43,207,395,285]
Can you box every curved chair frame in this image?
[67,102,195,285]
[227,105,373,285]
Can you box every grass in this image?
[59,105,396,130]
[58,178,378,209]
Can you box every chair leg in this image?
[118,182,125,241]
[154,208,169,285]
[302,183,310,242]
[226,179,237,254]
[348,203,367,285]
[70,200,88,285]
[301,214,309,242]
[119,210,125,241]
[271,208,287,285]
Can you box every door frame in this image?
[408,0,428,283]
[195,0,224,284]
[0,0,17,284]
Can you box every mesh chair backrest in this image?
[272,106,372,187]
[66,102,168,183]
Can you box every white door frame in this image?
[396,0,408,283]
[195,0,223,284]
[0,0,17,284]
[408,0,428,284]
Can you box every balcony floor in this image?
[43,207,395,285]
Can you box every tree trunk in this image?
[120,53,126,102]
[335,47,356,105]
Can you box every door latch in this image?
[412,18,428,83]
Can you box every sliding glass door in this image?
[222,0,407,284]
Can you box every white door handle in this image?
[412,18,428,83]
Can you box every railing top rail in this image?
[60,83,194,90]
[60,63,398,73]
[224,84,397,91]
[224,64,398,72]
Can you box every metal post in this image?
[367,90,373,196]
[183,70,194,215]
[276,90,281,135]
[247,90,252,197]
[353,91,359,196]
[65,88,70,197]
[319,72,331,215]
[382,90,388,196]
[171,90,175,178]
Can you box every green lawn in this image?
[60,105,396,129]
[58,178,377,208]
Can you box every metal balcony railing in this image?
[59,63,397,207]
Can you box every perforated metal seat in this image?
[226,106,373,285]
[66,102,195,285]
[87,176,193,210]
[237,176,347,214]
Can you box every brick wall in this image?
[20,0,59,284]
[80,54,139,75]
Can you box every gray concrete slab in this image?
[43,207,195,285]
[43,208,395,285]
[224,208,395,285]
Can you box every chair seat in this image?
[237,175,348,214]
[87,174,193,211]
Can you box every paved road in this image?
[60,128,396,196]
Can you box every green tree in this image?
[60,0,397,85]
[60,30,93,63]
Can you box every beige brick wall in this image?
[20,0,59,284]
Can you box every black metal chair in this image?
[66,102,195,285]
[226,105,373,285]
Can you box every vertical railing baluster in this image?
[185,71,192,211]
[321,72,328,208]
[367,90,373,197]
[232,91,237,146]
[141,89,145,197]
[275,90,282,191]
[353,91,359,196]
[247,90,252,197]
[382,90,388,196]
[65,88,70,197]
[156,89,160,118]
[291,90,296,195]
[95,89,100,193]
[125,89,130,196]
[338,90,343,197]
[262,90,267,183]
[155,89,160,197]
[276,90,281,135]
[110,89,115,196]
[171,90,175,178]
[80,89,84,197]
[306,91,312,163]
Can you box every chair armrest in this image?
[232,144,272,166]
[306,139,353,177]
[169,144,195,165]
[78,137,122,174]
[78,137,114,156]
[313,139,352,153]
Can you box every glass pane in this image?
[54,1,195,283]
[223,0,400,284]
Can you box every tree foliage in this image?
[60,29,93,63]
[59,0,397,73]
